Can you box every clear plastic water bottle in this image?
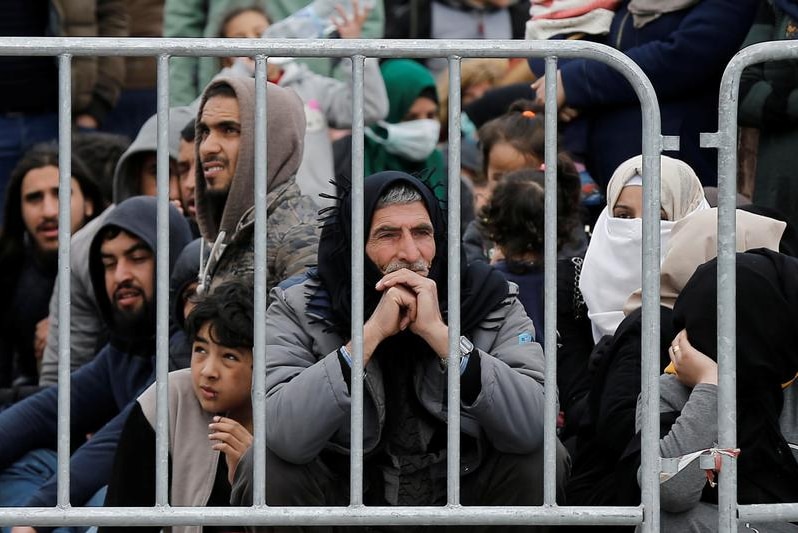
[261,0,373,39]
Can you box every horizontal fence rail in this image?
[0,37,665,529]
[0,506,644,527]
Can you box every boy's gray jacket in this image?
[265,278,548,471]
[139,369,217,533]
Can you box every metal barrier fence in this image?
[4,34,768,531]
[701,39,798,532]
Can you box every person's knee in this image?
[0,449,57,482]
[487,440,570,506]
[232,447,336,507]
[230,448,255,506]
[265,450,326,506]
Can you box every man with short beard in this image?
[0,196,191,530]
[231,172,569,531]
[194,77,319,292]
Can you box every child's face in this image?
[224,10,269,39]
[221,9,272,70]
[486,142,540,192]
[191,323,253,419]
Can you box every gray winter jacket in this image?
[40,105,197,385]
[40,208,111,385]
[635,375,798,532]
[264,276,548,469]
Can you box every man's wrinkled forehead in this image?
[367,200,434,233]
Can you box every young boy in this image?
[101,281,254,533]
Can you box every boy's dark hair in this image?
[477,99,545,177]
[186,281,254,349]
[218,5,270,37]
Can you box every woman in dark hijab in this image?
[651,249,798,531]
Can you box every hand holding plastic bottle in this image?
[261,0,375,39]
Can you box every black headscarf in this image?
[672,249,798,504]
[317,171,508,339]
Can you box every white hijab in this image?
[579,155,709,343]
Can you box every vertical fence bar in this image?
[56,52,72,508]
[542,56,559,507]
[350,54,366,507]
[716,59,740,533]
[638,139,662,532]
[252,54,269,507]
[155,53,171,507]
[446,55,462,506]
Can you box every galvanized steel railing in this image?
[0,37,665,530]
[699,39,798,532]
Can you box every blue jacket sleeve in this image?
[0,346,116,472]
[561,0,758,108]
[24,402,135,508]
[0,346,121,508]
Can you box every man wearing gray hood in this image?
[38,106,196,386]
[195,77,319,292]
[111,106,196,209]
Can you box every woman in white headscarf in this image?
[579,154,708,343]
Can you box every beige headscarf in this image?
[194,77,306,243]
[624,208,787,314]
[579,154,708,342]
[605,154,707,222]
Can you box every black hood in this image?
[317,171,508,337]
[89,196,193,340]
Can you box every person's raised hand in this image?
[376,269,448,357]
[358,283,418,365]
[208,415,253,486]
[530,70,566,110]
[558,106,579,123]
[75,114,98,130]
[332,0,370,39]
[669,329,718,388]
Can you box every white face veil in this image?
[578,155,709,343]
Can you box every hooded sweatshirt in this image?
[0,196,191,511]
[112,105,196,204]
[39,106,197,385]
[194,77,319,293]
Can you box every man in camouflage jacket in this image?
[193,76,320,292]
